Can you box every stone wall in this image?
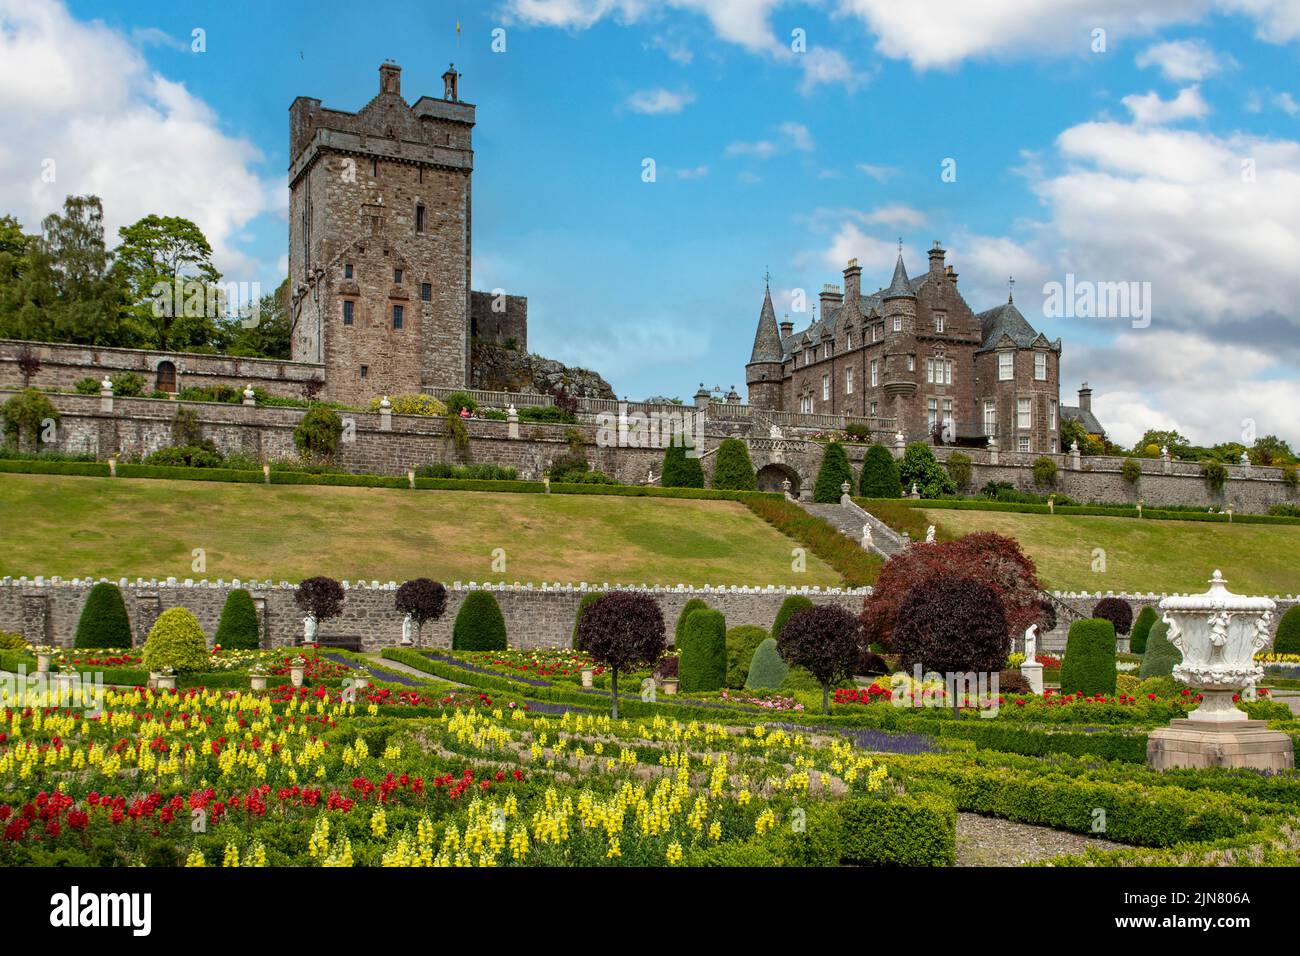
[0,577,867,652]
[0,339,324,400]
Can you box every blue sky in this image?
[4,0,1300,447]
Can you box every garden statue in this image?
[861,525,872,550]
[401,613,414,646]
[1019,624,1043,695]
[925,524,936,543]
[1024,623,1037,660]
[1147,570,1293,771]
[302,614,316,644]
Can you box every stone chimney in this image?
[842,259,862,307]
[1078,382,1092,412]
[819,283,843,318]
[442,63,460,102]
[945,264,958,286]
[379,61,402,96]
[928,240,946,275]
[779,316,794,337]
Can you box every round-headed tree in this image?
[1139,620,1182,678]
[813,441,854,503]
[74,582,133,649]
[1092,597,1134,637]
[661,441,705,488]
[892,577,1009,717]
[1129,606,1159,655]
[575,591,666,718]
[778,604,862,714]
[452,591,508,651]
[1060,618,1118,696]
[772,594,813,642]
[1274,606,1300,655]
[214,588,260,650]
[294,576,345,642]
[898,441,957,498]
[142,607,209,675]
[293,406,344,464]
[711,437,757,491]
[571,591,605,651]
[859,443,901,498]
[745,637,789,690]
[395,578,448,646]
[674,597,709,646]
[2,388,59,450]
[725,625,769,689]
[679,609,727,693]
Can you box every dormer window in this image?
[935,313,946,333]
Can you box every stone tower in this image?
[288,61,476,404]
[746,280,784,409]
[881,254,920,433]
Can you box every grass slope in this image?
[922,508,1300,594]
[0,474,841,587]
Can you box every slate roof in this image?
[777,261,932,361]
[974,297,1059,354]
[882,255,915,300]
[1061,405,1106,436]
[748,284,784,364]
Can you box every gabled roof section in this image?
[748,284,784,364]
[976,296,1053,353]
[1062,405,1106,436]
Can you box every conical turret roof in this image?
[882,254,915,300]
[748,283,784,364]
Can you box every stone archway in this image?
[756,462,801,496]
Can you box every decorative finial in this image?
[763,267,770,289]
[1008,276,1015,303]
[897,237,903,254]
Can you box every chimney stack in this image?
[1078,382,1092,412]
[779,315,794,337]
[928,240,946,275]
[842,259,862,307]
[379,61,402,96]
[945,264,958,286]
[819,283,843,318]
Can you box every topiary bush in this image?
[451,591,508,651]
[661,440,705,488]
[678,608,727,693]
[859,442,901,497]
[898,441,956,498]
[725,625,769,689]
[142,607,209,674]
[1092,597,1134,636]
[575,591,666,718]
[571,591,605,651]
[813,441,854,503]
[1032,456,1058,488]
[772,594,813,641]
[777,604,862,714]
[395,578,448,645]
[1129,606,1158,654]
[214,588,260,650]
[1137,675,1183,698]
[674,598,708,647]
[745,637,789,690]
[711,437,757,491]
[2,388,59,449]
[1139,621,1182,678]
[74,582,133,649]
[1275,606,1300,655]
[294,407,344,463]
[1060,618,1117,696]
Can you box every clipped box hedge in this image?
[839,793,956,866]
[116,463,264,483]
[0,459,110,477]
[938,721,1148,763]
[904,497,1300,526]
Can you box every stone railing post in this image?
[1070,440,1081,471]
[379,395,392,432]
[507,403,519,439]
[99,377,113,413]
[893,430,905,460]
[840,481,851,505]
[988,436,999,466]
[1161,445,1172,475]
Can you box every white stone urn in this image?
[661,677,679,696]
[35,652,53,674]
[250,674,268,692]
[581,668,594,688]
[290,664,305,688]
[1159,570,1273,723]
[152,671,176,691]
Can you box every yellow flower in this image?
[665,841,684,865]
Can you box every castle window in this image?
[846,366,854,394]
[927,398,938,431]
[943,399,954,435]
[420,282,432,302]
[1051,437,1058,453]
[371,158,378,177]
[344,263,353,279]
[935,313,945,333]
[394,268,403,285]
[846,333,852,349]
[393,304,404,329]
[907,355,914,371]
[873,325,880,342]
[360,365,369,379]
[1017,397,1031,429]
[823,344,830,359]
[927,358,953,385]
[892,316,902,332]
[342,300,354,326]
[999,352,1014,381]
[1049,399,1058,430]
[870,401,878,417]
[870,359,878,387]
[822,374,830,401]
[1034,352,1047,380]
[415,204,425,234]
[1018,436,1030,453]
[984,400,996,434]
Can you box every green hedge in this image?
[725,625,769,689]
[1060,618,1117,696]
[939,722,1148,763]
[117,463,264,483]
[451,591,508,651]
[0,459,110,477]
[1139,621,1182,678]
[673,598,709,647]
[1275,606,1300,655]
[214,588,260,650]
[902,497,1300,525]
[74,582,133,649]
[772,594,812,640]
[679,609,727,693]
[269,471,406,488]
[1129,606,1158,655]
[744,637,789,690]
[839,794,956,866]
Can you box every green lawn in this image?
[0,473,840,587]
[921,508,1300,595]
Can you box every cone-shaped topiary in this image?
[74,582,133,649]
[1275,606,1300,655]
[1060,618,1117,696]
[725,624,769,689]
[143,607,210,674]
[451,591,508,651]
[1092,597,1134,636]
[772,594,813,641]
[1139,620,1182,678]
[813,442,854,503]
[1129,606,1158,654]
[711,437,757,490]
[679,608,727,693]
[214,588,260,650]
[745,637,789,690]
[674,598,708,646]
[571,591,604,651]
[661,441,705,488]
[859,443,901,498]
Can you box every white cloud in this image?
[777,121,814,152]
[857,163,898,182]
[625,87,695,114]
[1122,85,1211,124]
[674,164,710,179]
[797,47,870,94]
[0,0,276,281]
[726,138,777,158]
[1274,91,1299,114]
[726,121,813,158]
[1136,38,1225,81]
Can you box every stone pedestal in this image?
[1147,719,1294,772]
[1019,660,1043,695]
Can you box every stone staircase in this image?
[796,497,909,559]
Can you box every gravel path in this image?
[956,812,1123,866]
